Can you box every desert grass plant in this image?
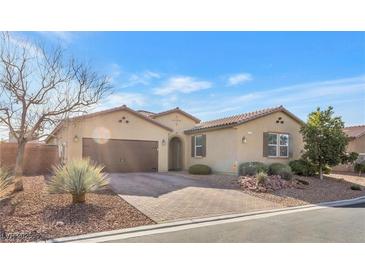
[0,167,13,198]
[239,162,268,176]
[48,159,109,204]
[268,163,293,180]
[256,171,267,185]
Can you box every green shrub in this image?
[239,162,268,176]
[354,161,365,175]
[256,171,267,185]
[268,163,293,180]
[289,159,316,176]
[0,168,13,197]
[350,184,362,191]
[48,159,109,204]
[321,165,332,175]
[188,164,212,175]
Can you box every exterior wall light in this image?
[73,135,79,142]
[242,136,247,144]
[161,139,166,146]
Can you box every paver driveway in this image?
[109,173,282,222]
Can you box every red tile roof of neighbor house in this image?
[184,105,304,133]
[343,125,365,138]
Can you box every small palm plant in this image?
[48,159,109,204]
[0,167,13,198]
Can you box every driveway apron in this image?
[109,173,282,222]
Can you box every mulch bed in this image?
[243,175,365,207]
[0,176,155,243]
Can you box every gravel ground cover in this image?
[0,176,154,242]
[327,172,365,186]
[172,171,365,207]
[241,174,365,207]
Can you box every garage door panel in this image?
[82,138,158,173]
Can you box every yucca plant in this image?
[0,167,13,198]
[48,159,109,204]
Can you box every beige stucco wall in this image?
[187,127,238,173]
[153,112,198,170]
[347,135,365,154]
[186,111,304,174]
[333,135,365,172]
[48,109,305,175]
[49,109,170,172]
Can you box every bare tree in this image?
[0,32,111,191]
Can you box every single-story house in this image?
[334,125,365,171]
[46,105,305,174]
[343,125,365,157]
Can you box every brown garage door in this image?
[82,138,158,173]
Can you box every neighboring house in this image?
[46,105,304,174]
[343,125,365,157]
[333,125,365,172]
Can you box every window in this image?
[194,135,203,157]
[267,133,289,157]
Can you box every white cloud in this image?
[5,33,42,57]
[123,70,161,87]
[154,76,212,95]
[38,31,75,44]
[0,125,9,141]
[107,66,161,89]
[227,73,253,86]
[185,75,365,121]
[93,92,147,112]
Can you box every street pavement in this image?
[104,203,365,243]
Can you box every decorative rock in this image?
[238,175,296,192]
[55,221,65,227]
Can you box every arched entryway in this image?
[169,137,183,171]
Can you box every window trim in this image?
[194,135,203,157]
[267,133,289,158]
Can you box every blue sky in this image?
[19,32,365,125]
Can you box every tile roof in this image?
[151,107,201,123]
[185,106,303,133]
[343,125,365,138]
[137,110,156,116]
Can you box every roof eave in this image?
[184,107,305,134]
[184,123,237,134]
[45,106,173,142]
[152,108,201,123]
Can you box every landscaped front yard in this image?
[242,173,365,207]
[175,171,365,207]
[0,176,154,242]
[1,170,365,243]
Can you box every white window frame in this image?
[194,135,203,157]
[268,133,289,158]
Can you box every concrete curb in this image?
[48,195,365,243]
